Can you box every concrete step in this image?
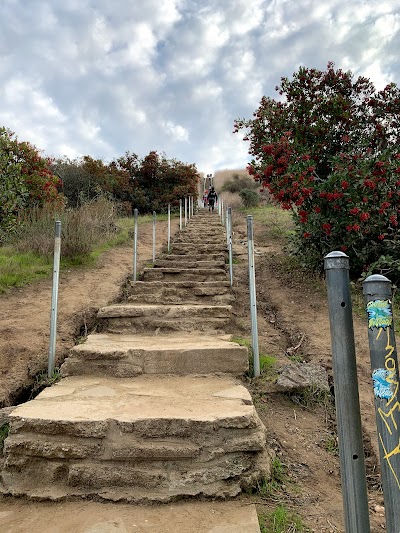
[170,243,227,255]
[160,253,226,262]
[172,236,226,245]
[127,281,234,305]
[154,259,225,269]
[2,375,270,502]
[0,499,261,533]
[61,333,248,377]
[97,303,232,334]
[143,267,227,282]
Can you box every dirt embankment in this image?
[0,218,179,406]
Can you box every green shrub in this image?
[221,173,259,193]
[239,188,260,208]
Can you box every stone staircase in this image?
[1,210,270,508]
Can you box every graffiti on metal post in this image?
[367,299,392,329]
[367,299,400,489]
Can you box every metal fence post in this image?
[167,204,171,253]
[188,197,191,221]
[247,215,260,377]
[184,197,187,226]
[152,211,156,263]
[179,199,182,230]
[324,251,370,533]
[228,207,233,286]
[48,220,61,378]
[363,274,400,533]
[133,208,138,281]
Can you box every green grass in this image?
[252,457,287,499]
[259,505,311,533]
[0,214,162,293]
[241,205,294,240]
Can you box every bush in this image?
[239,189,260,208]
[235,63,400,278]
[221,173,259,193]
[14,198,117,259]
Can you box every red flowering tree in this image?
[234,63,400,278]
[0,127,64,241]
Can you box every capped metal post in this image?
[179,199,182,230]
[247,215,260,377]
[167,204,171,253]
[363,274,400,533]
[48,220,61,378]
[227,207,233,286]
[152,211,156,263]
[184,197,187,226]
[133,208,138,281]
[324,251,370,533]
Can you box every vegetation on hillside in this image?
[235,62,400,282]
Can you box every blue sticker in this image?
[373,368,393,400]
[367,300,392,329]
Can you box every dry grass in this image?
[14,198,118,259]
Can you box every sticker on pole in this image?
[372,368,393,400]
[366,299,393,329]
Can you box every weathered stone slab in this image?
[2,376,269,501]
[143,267,227,282]
[62,333,248,377]
[97,304,232,333]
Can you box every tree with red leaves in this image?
[235,63,400,280]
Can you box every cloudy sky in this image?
[0,0,399,175]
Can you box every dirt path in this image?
[0,218,179,406]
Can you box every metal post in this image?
[226,207,230,247]
[133,208,138,281]
[184,197,187,226]
[247,216,260,378]
[220,198,224,223]
[363,274,400,533]
[324,251,370,533]
[152,211,156,263]
[218,197,221,217]
[48,220,61,378]
[188,196,191,220]
[167,204,171,253]
[191,195,194,216]
[228,207,233,286]
[179,199,182,230]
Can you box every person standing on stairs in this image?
[207,187,218,211]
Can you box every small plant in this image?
[0,423,10,452]
[287,384,332,409]
[29,368,61,399]
[252,457,287,498]
[324,433,339,456]
[259,505,311,533]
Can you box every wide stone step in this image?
[172,236,226,245]
[159,253,226,262]
[97,304,232,333]
[2,375,269,502]
[170,243,227,255]
[127,281,234,304]
[154,259,225,269]
[0,500,261,533]
[61,333,248,377]
[143,267,227,282]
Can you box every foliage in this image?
[221,172,259,193]
[54,151,200,215]
[239,188,260,208]
[259,505,311,533]
[235,62,400,279]
[14,198,118,259]
[0,127,63,242]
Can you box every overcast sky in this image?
[0,0,399,175]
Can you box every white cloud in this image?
[0,0,399,173]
